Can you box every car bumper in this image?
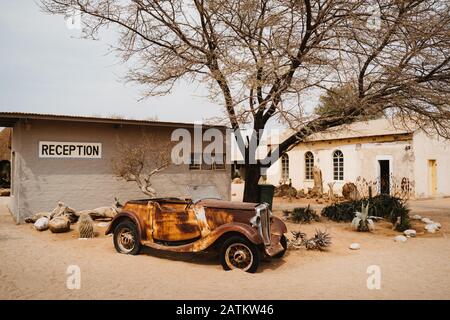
[264,217,287,257]
[264,233,284,256]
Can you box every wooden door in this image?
[428,160,437,196]
[378,160,390,194]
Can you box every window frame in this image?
[333,149,344,181]
[211,153,226,170]
[304,151,314,181]
[189,153,201,170]
[281,153,289,182]
[189,153,226,171]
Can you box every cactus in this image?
[78,213,94,238]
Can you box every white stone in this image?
[404,229,416,237]
[349,243,360,250]
[421,218,433,224]
[425,223,438,233]
[411,215,422,220]
[33,217,49,231]
[434,222,441,229]
[394,235,407,242]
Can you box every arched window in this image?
[333,150,344,181]
[281,154,289,182]
[305,151,314,180]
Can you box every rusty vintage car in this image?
[105,195,287,273]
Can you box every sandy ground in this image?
[0,196,449,300]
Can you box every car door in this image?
[152,201,201,242]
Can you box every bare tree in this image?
[273,1,450,140]
[41,0,450,201]
[112,137,173,197]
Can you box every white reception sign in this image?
[39,141,102,159]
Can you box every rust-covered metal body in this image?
[105,197,287,257]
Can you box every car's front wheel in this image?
[113,220,141,255]
[220,236,260,273]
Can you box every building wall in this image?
[9,119,230,222]
[266,136,415,196]
[412,130,450,198]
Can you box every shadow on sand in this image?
[138,245,287,273]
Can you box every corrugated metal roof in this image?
[0,112,228,129]
[305,118,414,141]
[270,118,416,146]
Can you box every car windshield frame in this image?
[187,185,223,203]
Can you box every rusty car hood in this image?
[196,199,259,210]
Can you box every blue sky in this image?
[0,1,220,123]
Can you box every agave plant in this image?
[303,229,332,251]
[351,202,378,232]
[288,230,307,250]
[288,229,331,251]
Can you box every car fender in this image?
[271,216,288,235]
[190,222,263,252]
[105,211,143,241]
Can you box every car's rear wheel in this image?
[220,236,260,273]
[272,235,287,258]
[113,220,141,255]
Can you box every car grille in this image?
[256,204,271,246]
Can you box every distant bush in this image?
[321,201,357,222]
[290,205,320,224]
[322,194,411,231]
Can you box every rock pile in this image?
[25,199,122,236]
[419,216,442,233]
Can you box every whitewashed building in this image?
[265,118,450,199]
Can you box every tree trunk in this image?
[243,163,261,203]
